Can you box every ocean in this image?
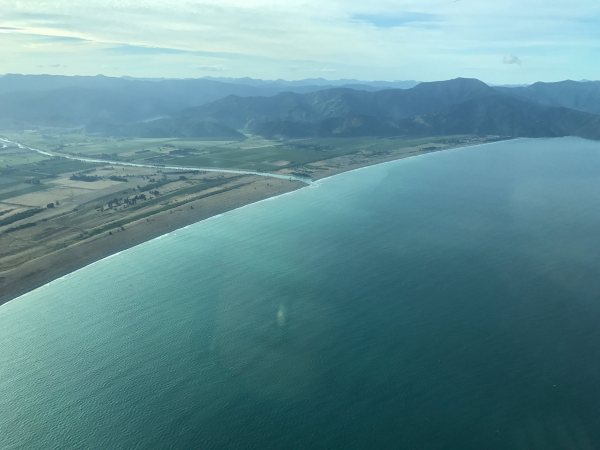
[2,137,600,449]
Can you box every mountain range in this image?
[1,74,600,140]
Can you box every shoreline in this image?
[0,177,303,307]
[308,136,519,184]
[0,137,509,308]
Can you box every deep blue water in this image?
[2,138,600,449]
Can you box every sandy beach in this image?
[0,176,302,306]
[0,135,504,306]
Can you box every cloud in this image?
[32,34,91,43]
[353,12,439,28]
[503,54,523,65]
[37,63,69,68]
[196,64,226,72]
[0,29,91,44]
[105,44,190,55]
[0,0,599,82]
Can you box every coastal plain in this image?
[0,131,500,304]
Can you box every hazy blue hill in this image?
[0,76,288,127]
[496,80,600,115]
[206,80,600,139]
[0,74,132,94]
[2,74,600,140]
[0,87,171,127]
[405,78,494,110]
[0,74,413,130]
[189,78,496,130]
[402,95,600,139]
[186,91,319,129]
[0,73,341,98]
[204,76,419,90]
[98,117,245,139]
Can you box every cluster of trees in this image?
[71,173,130,182]
[108,175,128,182]
[70,173,100,182]
[4,222,36,234]
[106,193,148,209]
[143,179,169,192]
[0,208,43,227]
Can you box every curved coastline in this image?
[0,137,513,308]
[311,136,522,185]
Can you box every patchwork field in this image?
[3,131,487,173]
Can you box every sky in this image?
[1,0,599,83]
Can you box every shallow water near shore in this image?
[3,137,600,449]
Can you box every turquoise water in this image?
[2,137,600,449]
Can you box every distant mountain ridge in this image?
[202,76,419,90]
[177,78,600,139]
[496,80,600,115]
[184,78,495,129]
[0,74,417,130]
[1,74,600,140]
